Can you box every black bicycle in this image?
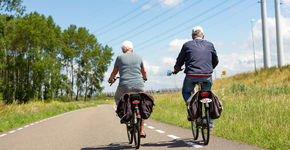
[190,82,212,145]
[125,93,142,149]
[167,71,212,145]
[109,77,142,149]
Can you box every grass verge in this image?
[0,98,114,132]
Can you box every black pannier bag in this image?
[116,93,132,123]
[116,92,155,123]
[139,92,155,119]
[187,91,201,119]
[209,92,223,119]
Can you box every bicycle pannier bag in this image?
[116,93,132,123]
[139,92,155,119]
[187,92,201,119]
[209,92,223,119]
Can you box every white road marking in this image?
[30,123,35,126]
[9,130,16,134]
[24,125,29,128]
[184,141,203,148]
[0,134,7,137]
[167,135,180,139]
[113,105,117,110]
[17,128,23,131]
[155,129,165,133]
[147,126,155,129]
[144,123,147,126]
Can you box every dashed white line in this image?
[0,134,7,137]
[9,130,16,134]
[30,123,35,126]
[147,126,155,129]
[167,134,180,139]
[155,129,165,134]
[17,128,23,131]
[184,141,203,148]
[24,125,29,128]
[144,123,147,126]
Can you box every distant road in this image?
[0,104,264,150]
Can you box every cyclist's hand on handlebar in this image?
[173,68,179,74]
[108,78,114,83]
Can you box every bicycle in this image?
[190,82,212,145]
[167,70,212,145]
[109,77,142,149]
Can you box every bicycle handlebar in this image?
[167,68,184,76]
[109,77,120,86]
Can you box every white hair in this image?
[121,40,134,51]
[192,26,204,35]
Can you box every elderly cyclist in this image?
[173,26,219,128]
[108,40,147,137]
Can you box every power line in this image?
[136,0,246,50]
[106,0,197,44]
[137,0,255,53]
[134,0,230,48]
[95,1,161,36]
[92,0,149,35]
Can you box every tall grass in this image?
[0,99,114,132]
[151,66,290,150]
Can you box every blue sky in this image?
[23,0,290,92]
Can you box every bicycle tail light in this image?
[200,92,210,97]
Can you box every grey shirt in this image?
[114,53,144,87]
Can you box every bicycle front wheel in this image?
[191,120,199,140]
[201,106,210,145]
[133,114,141,149]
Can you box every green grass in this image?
[0,98,114,132]
[151,66,290,150]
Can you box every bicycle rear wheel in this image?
[132,114,141,149]
[126,121,133,144]
[191,120,199,140]
[201,106,210,145]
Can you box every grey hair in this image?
[121,40,134,51]
[192,26,204,37]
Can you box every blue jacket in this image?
[174,38,218,74]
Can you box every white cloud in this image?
[213,41,224,47]
[158,0,184,8]
[168,38,190,52]
[143,60,160,75]
[162,57,175,66]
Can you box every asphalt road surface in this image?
[0,104,265,150]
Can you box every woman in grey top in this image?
[108,40,147,137]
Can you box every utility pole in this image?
[274,0,284,67]
[251,19,257,71]
[260,0,271,68]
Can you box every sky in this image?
[22,0,290,92]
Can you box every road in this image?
[0,104,265,150]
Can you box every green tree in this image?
[62,25,78,100]
[0,0,25,15]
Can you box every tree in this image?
[0,0,25,15]
[0,12,113,103]
[62,25,78,100]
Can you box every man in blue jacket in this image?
[173,26,219,127]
